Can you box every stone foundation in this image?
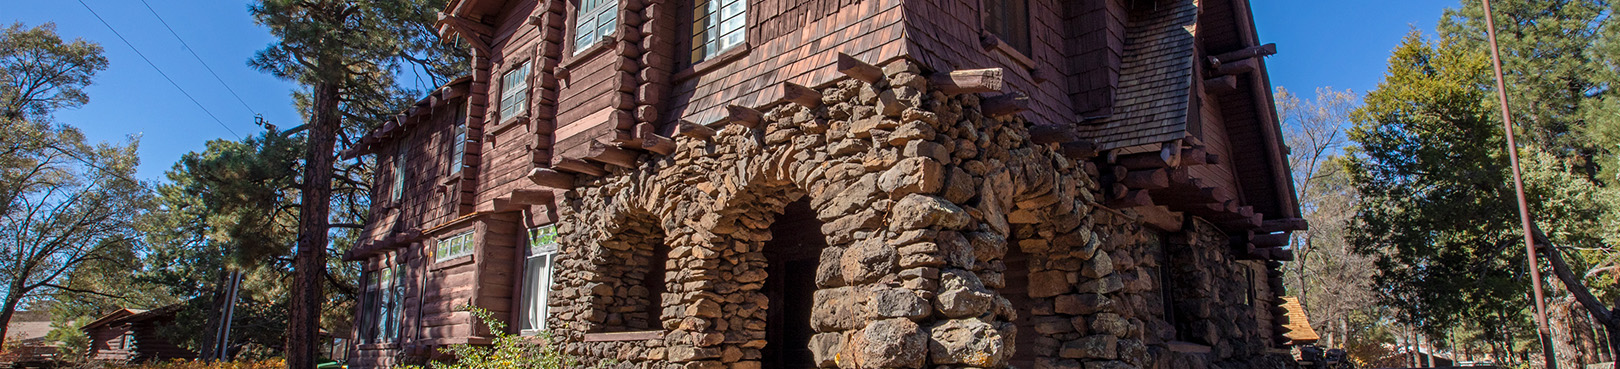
[540,59,1296,369]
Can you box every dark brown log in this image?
[635,105,659,123]
[510,188,555,204]
[780,82,822,108]
[1060,140,1098,160]
[1183,147,1209,165]
[1251,232,1290,248]
[1117,151,1172,170]
[527,168,576,189]
[1029,124,1079,144]
[931,68,1005,95]
[1122,169,1170,190]
[1204,75,1239,94]
[666,120,716,140]
[726,105,763,128]
[1268,248,1295,262]
[554,66,570,80]
[637,134,675,155]
[587,142,640,168]
[1209,43,1278,67]
[981,92,1030,117]
[1204,153,1222,165]
[552,158,607,176]
[1109,166,1129,183]
[1259,218,1309,233]
[1219,209,1263,229]
[837,53,884,83]
[1214,58,1261,76]
[1130,205,1184,232]
[1107,189,1154,208]
[1110,183,1129,200]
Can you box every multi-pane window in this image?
[448,110,467,175]
[499,63,530,122]
[360,265,404,344]
[984,0,1031,56]
[436,230,476,262]
[574,0,618,53]
[690,0,745,63]
[390,144,407,203]
[518,225,560,335]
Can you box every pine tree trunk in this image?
[0,290,21,349]
[286,80,340,369]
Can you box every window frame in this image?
[447,106,468,176]
[498,62,531,124]
[436,230,477,263]
[573,0,618,54]
[982,0,1034,63]
[390,144,407,203]
[518,225,561,335]
[688,0,747,65]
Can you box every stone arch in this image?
[550,178,673,366]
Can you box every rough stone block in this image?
[934,269,994,318]
[879,157,944,197]
[928,318,1008,367]
[1059,334,1118,359]
[854,318,927,368]
[888,194,972,232]
[1028,270,1071,298]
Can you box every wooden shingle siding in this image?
[1077,0,1198,151]
[1064,0,1127,117]
[903,0,1075,128]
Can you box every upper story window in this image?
[690,0,746,64]
[984,0,1031,56]
[448,108,468,175]
[575,0,618,52]
[499,63,530,122]
[436,230,476,262]
[390,144,407,203]
[518,225,561,335]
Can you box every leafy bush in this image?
[400,306,600,369]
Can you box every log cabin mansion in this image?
[340,0,1308,367]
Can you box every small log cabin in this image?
[342,0,1307,368]
[80,306,195,364]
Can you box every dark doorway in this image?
[762,199,826,369]
[1004,245,1038,368]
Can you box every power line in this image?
[75,0,243,140]
[137,0,259,116]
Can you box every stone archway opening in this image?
[761,198,825,369]
[1004,243,1038,369]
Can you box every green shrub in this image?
[400,306,601,369]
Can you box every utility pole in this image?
[1479,0,1557,367]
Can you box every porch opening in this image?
[762,199,825,369]
[1004,244,1038,368]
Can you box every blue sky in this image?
[9,0,1454,182]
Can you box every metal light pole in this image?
[1480,0,1557,367]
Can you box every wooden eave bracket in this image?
[1207,43,1277,69]
[931,68,1005,95]
[837,53,885,84]
[981,92,1030,118]
[779,82,823,108]
[437,13,492,54]
[528,168,577,189]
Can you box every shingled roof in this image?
[1280,297,1320,344]
[1078,0,1199,150]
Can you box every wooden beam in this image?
[1204,75,1239,94]
[1251,233,1290,248]
[1029,124,1080,144]
[1209,43,1277,67]
[780,82,822,108]
[726,105,763,128]
[1117,152,1171,170]
[1214,58,1260,77]
[587,142,640,168]
[981,92,1030,117]
[1260,218,1310,233]
[666,120,716,140]
[510,188,555,205]
[1128,205,1183,232]
[1268,248,1295,262]
[836,53,884,83]
[931,68,1005,95]
[1122,169,1170,190]
[1183,147,1209,165]
[527,168,577,189]
[552,158,607,176]
[1060,140,1098,160]
[1107,189,1154,208]
[624,123,675,155]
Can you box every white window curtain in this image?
[519,225,560,334]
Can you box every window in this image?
[448,110,467,175]
[984,0,1031,56]
[390,144,407,203]
[519,225,561,334]
[436,230,476,262]
[120,332,134,350]
[360,265,405,343]
[574,0,617,52]
[689,0,746,63]
[499,63,530,122]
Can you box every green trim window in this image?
[575,0,618,52]
[984,0,1031,56]
[518,225,560,334]
[436,230,476,262]
[499,63,530,122]
[690,0,745,63]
